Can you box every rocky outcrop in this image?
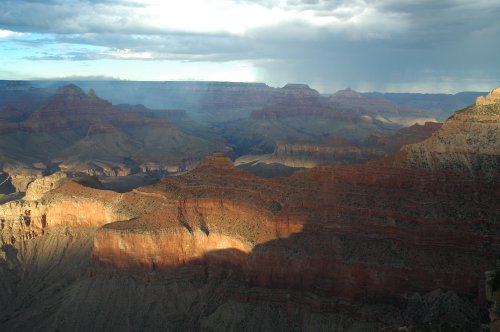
[0,225,414,331]
[388,121,442,149]
[329,88,438,126]
[21,84,172,132]
[3,167,42,193]
[0,173,15,195]
[402,92,500,176]
[88,89,500,304]
[235,122,442,169]
[331,87,363,99]
[225,86,437,156]
[93,229,250,270]
[251,85,329,120]
[90,146,499,307]
[0,84,498,330]
[280,84,321,98]
[0,132,496,330]
[476,86,500,106]
[24,172,66,201]
[0,179,131,245]
[0,84,227,177]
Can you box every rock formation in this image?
[24,172,67,201]
[363,90,486,121]
[0,178,130,245]
[0,85,498,331]
[402,89,500,176]
[89,150,498,303]
[250,84,327,120]
[0,84,227,181]
[222,86,440,156]
[476,86,500,106]
[235,122,442,170]
[86,91,498,329]
[329,88,438,126]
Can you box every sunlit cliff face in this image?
[476,86,500,106]
[0,84,498,332]
[88,96,499,299]
[5,135,497,301]
[92,230,251,270]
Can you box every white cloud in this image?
[0,0,410,39]
[138,1,410,40]
[0,0,499,91]
[0,29,24,38]
[103,49,155,59]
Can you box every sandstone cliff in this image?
[0,150,495,330]
[24,172,67,201]
[0,178,132,245]
[0,87,498,330]
[91,149,499,304]
[402,88,500,177]
[222,86,439,156]
[88,89,499,313]
[329,88,438,126]
[0,84,227,179]
[476,86,500,106]
[235,122,442,170]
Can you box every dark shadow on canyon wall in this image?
[0,219,492,331]
[1,158,499,331]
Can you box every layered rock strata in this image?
[235,122,442,169]
[92,145,499,303]
[0,89,498,329]
[476,87,500,106]
[0,84,226,179]
[402,87,500,176]
[0,179,130,245]
[2,93,498,304]
[88,90,499,303]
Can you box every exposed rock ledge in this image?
[0,180,131,245]
[24,172,67,201]
[93,228,250,270]
[476,86,500,106]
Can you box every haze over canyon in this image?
[1,0,500,331]
[0,79,498,331]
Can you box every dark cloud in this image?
[0,0,499,91]
[0,0,158,34]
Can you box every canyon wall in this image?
[0,179,130,245]
[90,147,499,303]
[1,88,498,330]
[235,122,442,169]
[88,88,499,304]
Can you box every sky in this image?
[0,0,499,93]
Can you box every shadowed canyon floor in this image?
[0,86,499,331]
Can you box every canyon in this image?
[0,86,498,330]
[218,85,437,156]
[235,122,443,170]
[0,84,226,190]
[0,81,468,160]
[0,81,454,187]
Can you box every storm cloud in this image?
[0,0,499,92]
